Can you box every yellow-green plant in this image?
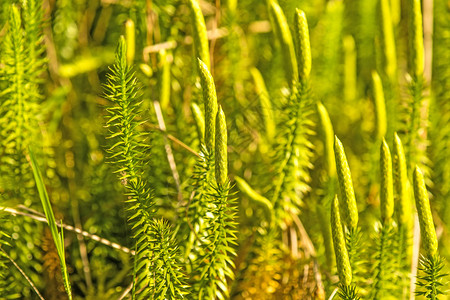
[334,136,364,288]
[270,8,315,226]
[334,136,358,229]
[393,133,413,295]
[0,3,47,294]
[413,166,447,299]
[331,195,359,299]
[188,0,210,69]
[103,36,187,299]
[377,0,397,82]
[371,139,396,299]
[372,71,387,141]
[267,0,297,86]
[405,0,428,176]
[195,106,237,299]
[317,102,336,269]
[198,58,218,152]
[0,1,449,299]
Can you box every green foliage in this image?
[338,283,360,300]
[198,58,218,152]
[103,36,155,299]
[268,0,297,86]
[416,255,448,299]
[334,136,358,229]
[150,219,188,299]
[188,0,210,69]
[0,0,450,299]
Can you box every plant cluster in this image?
[0,0,449,299]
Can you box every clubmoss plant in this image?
[334,136,358,229]
[190,102,205,143]
[393,135,412,236]
[405,0,428,177]
[125,19,135,65]
[267,0,298,86]
[393,133,413,294]
[380,139,394,223]
[372,71,387,141]
[334,136,364,287]
[293,8,311,82]
[317,102,337,269]
[188,0,210,69]
[413,166,447,299]
[198,58,218,152]
[408,0,424,79]
[149,219,188,299]
[414,167,438,257]
[195,107,237,299]
[215,106,228,187]
[371,139,396,299]
[270,8,315,226]
[318,103,336,178]
[183,60,219,268]
[0,3,46,293]
[1,1,450,299]
[378,0,397,82]
[430,0,450,238]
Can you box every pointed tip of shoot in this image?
[268,0,298,85]
[189,0,210,69]
[294,8,311,80]
[394,132,401,144]
[380,138,394,222]
[413,165,422,180]
[372,71,387,140]
[191,102,205,143]
[317,102,336,177]
[198,58,218,151]
[334,135,358,229]
[334,135,341,148]
[371,70,380,82]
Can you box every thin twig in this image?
[144,123,201,158]
[142,21,270,55]
[117,281,133,300]
[291,213,317,258]
[328,287,339,300]
[2,206,135,255]
[313,259,326,299]
[1,248,46,300]
[153,101,183,204]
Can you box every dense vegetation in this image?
[0,0,449,299]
